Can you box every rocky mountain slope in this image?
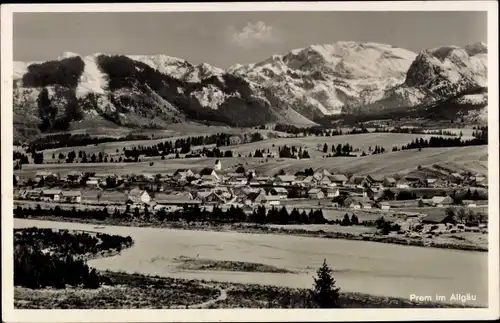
[13,41,488,140]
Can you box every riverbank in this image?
[15,271,479,309]
[15,215,487,252]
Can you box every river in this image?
[14,219,488,306]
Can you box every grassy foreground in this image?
[15,271,478,309]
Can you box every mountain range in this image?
[13,41,488,140]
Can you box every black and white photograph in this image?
[1,2,499,322]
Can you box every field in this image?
[227,132,460,157]
[38,124,290,161]
[15,270,476,309]
[14,218,488,306]
[15,145,487,180]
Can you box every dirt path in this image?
[170,284,228,309]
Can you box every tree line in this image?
[14,227,132,289]
[14,203,330,226]
[398,134,488,151]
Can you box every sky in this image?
[13,11,487,68]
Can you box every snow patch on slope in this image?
[76,54,107,98]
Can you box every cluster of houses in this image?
[22,162,487,190]
[15,159,486,216]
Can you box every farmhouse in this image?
[427,178,446,188]
[379,202,391,210]
[421,213,455,224]
[344,196,371,209]
[86,177,100,186]
[24,189,42,200]
[200,174,219,186]
[264,195,281,206]
[325,187,340,198]
[245,191,266,205]
[274,175,296,186]
[41,189,61,202]
[313,170,330,181]
[66,171,83,183]
[345,176,369,188]
[269,187,289,199]
[307,188,325,199]
[330,174,348,186]
[318,176,334,187]
[199,168,220,180]
[61,191,82,203]
[431,195,454,207]
[35,171,54,181]
[155,192,199,206]
[227,176,248,186]
[383,177,397,187]
[127,189,151,204]
[361,201,375,209]
[396,178,411,189]
[301,176,317,187]
[366,175,384,187]
[198,191,226,204]
[213,187,232,199]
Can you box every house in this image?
[263,195,281,206]
[344,196,371,209]
[229,136,242,145]
[200,174,219,186]
[213,187,232,200]
[307,188,325,199]
[214,159,222,171]
[274,175,296,186]
[396,178,411,189]
[61,190,82,203]
[35,171,53,181]
[421,213,455,224]
[127,189,151,204]
[345,176,369,188]
[379,202,391,210]
[250,176,271,186]
[363,187,378,198]
[431,195,454,207]
[462,200,477,208]
[66,171,83,183]
[301,176,317,187]
[155,192,199,206]
[269,187,288,199]
[173,169,195,181]
[383,177,397,188]
[313,170,331,181]
[361,201,375,209]
[330,174,348,187]
[24,189,42,200]
[200,191,226,204]
[227,176,248,186]
[245,191,267,205]
[199,168,220,180]
[366,175,384,187]
[325,187,340,198]
[426,178,446,188]
[86,177,100,186]
[41,189,61,202]
[318,176,334,187]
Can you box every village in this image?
[14,158,488,229]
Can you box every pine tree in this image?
[312,259,340,308]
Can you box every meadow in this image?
[15,145,487,180]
